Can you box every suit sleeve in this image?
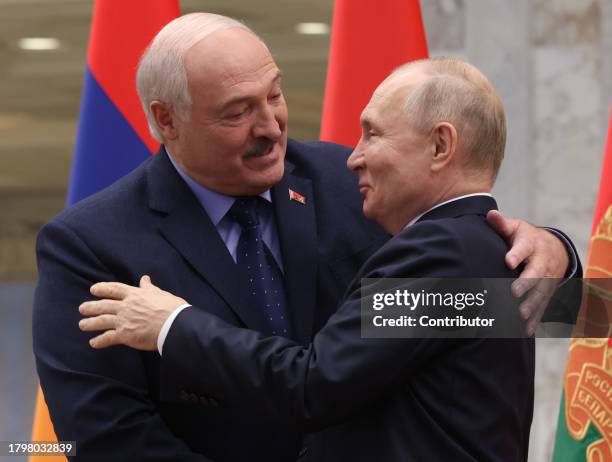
[161,221,470,431]
[541,227,583,324]
[33,220,210,462]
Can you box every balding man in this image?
[83,58,537,461]
[36,12,575,462]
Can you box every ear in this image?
[430,122,457,172]
[150,101,179,141]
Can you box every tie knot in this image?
[228,196,266,230]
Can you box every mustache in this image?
[244,138,274,157]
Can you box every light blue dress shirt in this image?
[158,151,286,354]
[158,155,577,354]
[166,151,284,270]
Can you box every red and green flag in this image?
[552,109,612,461]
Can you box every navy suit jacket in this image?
[160,196,536,461]
[33,140,388,461]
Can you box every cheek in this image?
[370,170,397,209]
[217,126,251,147]
[367,158,390,191]
[206,130,253,166]
[276,99,289,123]
[191,138,244,175]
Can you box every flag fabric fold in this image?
[66,0,179,205]
[30,2,179,461]
[552,109,612,461]
[320,0,429,147]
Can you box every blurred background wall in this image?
[0,0,609,460]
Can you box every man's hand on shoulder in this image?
[79,276,186,351]
[486,210,570,336]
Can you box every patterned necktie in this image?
[228,197,291,337]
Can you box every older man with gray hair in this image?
[37,12,576,462]
[81,57,568,460]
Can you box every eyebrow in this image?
[360,115,372,130]
[219,72,283,113]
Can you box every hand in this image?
[486,210,569,336]
[79,275,187,351]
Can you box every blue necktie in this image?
[228,197,291,337]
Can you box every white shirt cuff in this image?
[157,303,192,355]
[545,228,578,280]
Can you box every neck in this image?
[433,182,491,208]
[386,176,492,235]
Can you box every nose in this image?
[347,138,365,171]
[252,104,282,140]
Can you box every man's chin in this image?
[241,164,285,196]
[362,201,374,220]
[362,203,390,231]
[262,161,285,186]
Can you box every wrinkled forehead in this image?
[185,27,274,71]
[184,28,279,88]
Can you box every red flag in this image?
[552,108,612,461]
[590,110,612,236]
[320,0,429,146]
[67,0,179,204]
[30,2,179,461]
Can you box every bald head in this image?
[136,13,266,141]
[348,58,507,234]
[387,58,507,182]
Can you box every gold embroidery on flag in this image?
[563,206,612,461]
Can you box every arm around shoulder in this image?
[160,220,467,431]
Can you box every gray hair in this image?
[136,13,264,142]
[393,57,507,180]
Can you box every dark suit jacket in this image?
[33,140,389,461]
[160,196,536,461]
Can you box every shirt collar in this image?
[404,192,493,230]
[166,148,272,226]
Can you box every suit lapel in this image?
[272,167,317,344]
[146,148,273,331]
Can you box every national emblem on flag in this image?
[553,108,612,462]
